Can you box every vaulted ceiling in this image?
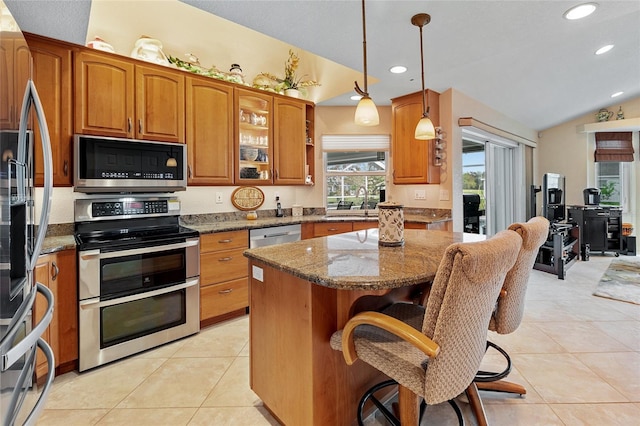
[6,0,640,131]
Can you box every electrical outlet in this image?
[215,192,223,204]
[414,190,426,200]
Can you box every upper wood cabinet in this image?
[391,89,440,184]
[273,97,307,185]
[74,49,184,143]
[0,35,30,130]
[235,88,273,184]
[26,34,74,186]
[186,75,234,185]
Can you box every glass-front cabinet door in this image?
[235,89,272,183]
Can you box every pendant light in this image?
[412,13,435,140]
[354,0,379,126]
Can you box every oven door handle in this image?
[80,238,199,260]
[79,278,199,309]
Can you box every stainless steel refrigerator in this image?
[1,1,55,424]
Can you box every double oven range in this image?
[73,135,199,371]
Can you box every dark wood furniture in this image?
[567,206,622,258]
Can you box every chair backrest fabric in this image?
[490,216,549,334]
[421,230,522,404]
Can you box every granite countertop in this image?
[243,229,484,291]
[183,212,451,235]
[41,235,77,254]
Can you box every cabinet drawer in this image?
[201,247,248,284]
[314,222,353,237]
[201,230,248,251]
[201,278,248,319]
[352,221,378,231]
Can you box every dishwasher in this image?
[249,224,302,248]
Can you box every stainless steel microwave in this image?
[73,135,187,193]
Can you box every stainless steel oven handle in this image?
[79,278,199,310]
[81,238,199,260]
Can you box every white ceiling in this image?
[6,0,640,131]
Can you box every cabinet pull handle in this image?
[218,257,233,262]
[188,164,192,178]
[127,117,132,133]
[51,262,59,281]
[138,119,142,134]
[328,228,338,231]
[219,239,232,243]
[63,160,68,176]
[218,289,233,294]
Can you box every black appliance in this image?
[542,173,565,222]
[1,3,56,422]
[74,196,200,371]
[73,135,187,193]
[583,188,601,205]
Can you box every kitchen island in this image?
[244,229,483,425]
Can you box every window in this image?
[595,162,631,211]
[323,135,388,212]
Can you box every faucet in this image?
[357,186,369,217]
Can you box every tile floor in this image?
[36,255,639,425]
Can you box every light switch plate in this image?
[414,190,426,200]
[215,192,223,204]
[252,265,264,282]
[439,189,450,201]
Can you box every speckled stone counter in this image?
[244,229,482,290]
[41,235,76,254]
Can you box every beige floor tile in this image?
[173,321,249,358]
[590,320,640,351]
[513,353,627,403]
[487,322,566,354]
[117,357,233,408]
[36,409,109,425]
[522,300,586,322]
[132,336,188,359]
[188,407,279,426]
[96,408,197,425]
[483,403,564,425]
[45,358,166,409]
[202,357,262,407]
[532,321,632,352]
[239,341,250,357]
[575,352,640,401]
[550,402,640,425]
[477,355,546,404]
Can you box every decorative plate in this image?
[231,186,265,211]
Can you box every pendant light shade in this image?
[354,0,379,126]
[412,13,435,140]
[355,96,379,126]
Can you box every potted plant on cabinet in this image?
[256,49,320,98]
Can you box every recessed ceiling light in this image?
[611,91,624,98]
[351,95,362,101]
[389,65,407,74]
[563,3,598,20]
[595,44,614,55]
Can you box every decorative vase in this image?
[378,202,404,247]
[131,36,170,66]
[284,88,301,98]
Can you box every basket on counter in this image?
[622,223,633,237]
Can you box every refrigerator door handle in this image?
[19,79,53,271]
[0,283,54,371]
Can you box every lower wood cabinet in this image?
[199,230,249,326]
[34,249,77,382]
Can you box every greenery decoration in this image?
[257,49,320,93]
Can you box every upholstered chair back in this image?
[489,216,549,335]
[420,230,522,404]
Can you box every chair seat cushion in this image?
[330,303,428,396]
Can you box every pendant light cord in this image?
[355,0,369,97]
[419,23,427,118]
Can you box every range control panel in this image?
[74,197,180,221]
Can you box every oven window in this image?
[101,249,186,299]
[100,289,185,349]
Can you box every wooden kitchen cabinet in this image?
[391,89,440,184]
[186,75,234,185]
[199,230,249,326]
[273,97,307,185]
[235,89,273,183]
[313,222,353,237]
[0,35,30,130]
[26,33,74,186]
[75,48,184,142]
[34,249,77,382]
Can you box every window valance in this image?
[594,132,634,162]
